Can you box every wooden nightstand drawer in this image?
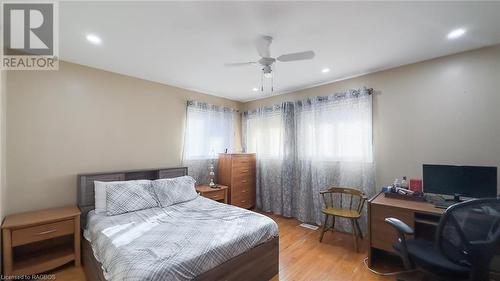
[196,185,229,204]
[12,219,74,247]
[202,189,225,201]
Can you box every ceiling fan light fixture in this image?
[264,72,273,78]
[322,68,330,73]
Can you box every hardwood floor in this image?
[50,212,399,281]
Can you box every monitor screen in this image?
[423,164,497,198]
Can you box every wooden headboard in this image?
[77,167,188,228]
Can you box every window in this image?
[183,101,234,160]
[297,107,371,162]
[246,112,283,159]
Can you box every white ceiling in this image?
[60,1,500,102]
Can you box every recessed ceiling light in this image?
[86,34,102,45]
[252,87,259,92]
[447,28,466,39]
[322,68,330,73]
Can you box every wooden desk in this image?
[2,206,81,277]
[367,192,444,267]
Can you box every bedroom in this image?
[0,1,499,281]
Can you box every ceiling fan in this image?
[225,35,315,92]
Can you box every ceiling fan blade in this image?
[277,50,315,62]
[255,36,272,58]
[224,62,257,67]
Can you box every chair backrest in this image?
[436,198,500,278]
[320,187,367,213]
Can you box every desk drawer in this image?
[370,205,413,253]
[12,219,74,247]
[202,189,225,201]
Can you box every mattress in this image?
[84,196,279,281]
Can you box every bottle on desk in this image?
[401,176,409,189]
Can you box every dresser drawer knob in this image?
[241,200,246,203]
[242,190,248,193]
[242,180,247,183]
[37,229,57,235]
[241,169,249,173]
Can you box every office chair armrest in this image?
[385,218,414,235]
[385,217,414,270]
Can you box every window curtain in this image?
[243,88,375,234]
[183,101,234,184]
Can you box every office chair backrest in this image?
[436,198,500,280]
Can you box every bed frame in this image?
[77,167,279,281]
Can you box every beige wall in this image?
[244,45,500,194]
[5,62,242,215]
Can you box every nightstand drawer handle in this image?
[37,229,57,235]
[241,169,249,173]
[241,180,248,183]
[241,200,246,203]
[242,190,248,193]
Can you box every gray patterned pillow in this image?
[152,176,198,207]
[106,182,158,216]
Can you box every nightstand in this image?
[196,185,229,204]
[1,206,81,277]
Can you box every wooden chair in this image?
[319,187,367,252]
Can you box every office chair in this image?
[385,198,500,281]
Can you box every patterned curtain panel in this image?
[182,101,235,184]
[243,88,375,234]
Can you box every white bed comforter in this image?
[84,196,278,281]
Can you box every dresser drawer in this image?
[12,219,75,247]
[232,156,253,166]
[201,189,225,201]
[232,196,255,209]
[232,189,255,208]
[232,165,255,176]
[232,181,254,194]
[232,174,255,187]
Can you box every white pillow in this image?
[152,176,198,207]
[94,179,152,214]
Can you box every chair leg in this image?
[319,215,329,242]
[351,219,359,252]
[355,219,363,239]
[331,216,335,232]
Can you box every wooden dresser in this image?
[218,153,256,209]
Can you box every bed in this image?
[77,167,279,281]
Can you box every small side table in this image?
[2,206,81,277]
[196,185,229,204]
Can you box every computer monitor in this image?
[423,164,497,199]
